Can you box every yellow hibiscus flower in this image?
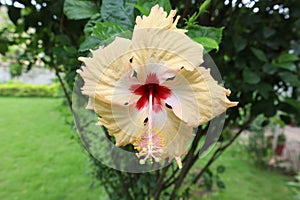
[77,5,238,169]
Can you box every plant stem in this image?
[153,160,170,198]
[192,119,252,184]
[169,127,205,199]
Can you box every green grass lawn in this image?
[0,97,294,200]
[200,143,294,200]
[0,97,106,200]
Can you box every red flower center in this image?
[129,73,171,112]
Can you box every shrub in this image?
[0,81,61,97]
[287,173,300,199]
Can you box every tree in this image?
[1,0,299,199]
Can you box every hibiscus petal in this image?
[77,37,132,107]
[151,107,194,167]
[132,63,177,84]
[131,28,204,71]
[164,67,238,127]
[135,4,186,34]
[94,99,138,146]
[94,87,152,147]
[78,37,145,146]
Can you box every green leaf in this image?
[193,37,219,51]
[216,180,226,189]
[101,0,136,28]
[55,35,71,45]
[127,3,149,15]
[0,39,8,54]
[156,0,172,12]
[275,62,297,72]
[187,25,223,45]
[64,0,99,20]
[243,68,261,84]
[252,100,276,117]
[79,36,102,52]
[284,98,300,112]
[234,36,247,52]
[257,83,273,99]
[131,0,171,15]
[251,47,268,62]
[92,22,128,40]
[278,53,299,63]
[279,72,300,87]
[263,27,276,38]
[82,14,102,35]
[216,165,226,174]
[79,22,132,52]
[7,6,21,25]
[262,63,277,75]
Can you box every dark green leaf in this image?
[79,36,102,52]
[203,171,213,191]
[83,14,102,35]
[64,0,99,20]
[0,40,8,54]
[257,83,273,99]
[274,62,297,72]
[101,0,135,28]
[251,47,268,62]
[243,68,261,84]
[252,100,276,117]
[279,115,291,125]
[63,46,77,55]
[131,0,171,15]
[128,3,149,15]
[284,98,300,112]
[152,0,172,12]
[55,35,71,45]
[79,22,132,52]
[7,6,21,25]
[279,72,300,87]
[187,25,223,45]
[263,27,276,38]
[92,22,128,40]
[262,63,277,75]
[216,165,226,173]
[234,36,247,52]
[278,53,299,63]
[216,180,226,189]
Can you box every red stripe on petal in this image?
[129,73,172,111]
[155,85,171,100]
[145,73,160,84]
[136,93,149,110]
[129,84,142,93]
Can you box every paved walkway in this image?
[285,125,300,141]
[0,65,56,84]
[279,125,300,171]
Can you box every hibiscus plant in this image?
[1,0,300,199]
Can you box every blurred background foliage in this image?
[0,0,299,199]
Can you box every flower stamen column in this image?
[137,84,165,165]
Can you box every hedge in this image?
[0,82,62,97]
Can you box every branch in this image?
[169,127,206,199]
[116,171,134,200]
[153,159,170,198]
[43,54,73,114]
[55,69,73,112]
[192,119,252,184]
